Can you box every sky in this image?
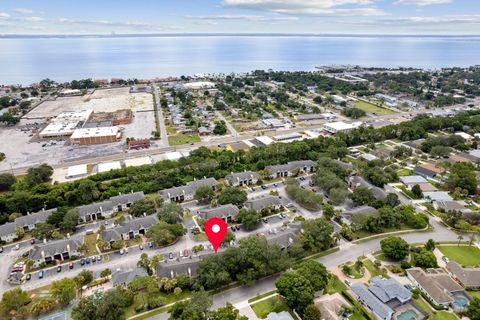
[0,0,479,35]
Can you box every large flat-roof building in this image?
[70,126,121,145]
[323,121,362,134]
[39,109,94,138]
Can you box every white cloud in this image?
[394,0,452,5]
[14,8,34,14]
[24,17,45,22]
[221,0,385,16]
[186,14,298,22]
[0,12,11,19]
[350,14,480,26]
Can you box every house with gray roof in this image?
[76,191,145,223]
[433,200,471,214]
[100,215,158,247]
[266,231,297,249]
[348,176,387,200]
[244,195,282,212]
[0,208,56,243]
[351,277,413,320]
[399,176,428,187]
[197,204,239,222]
[160,178,217,203]
[266,160,316,179]
[342,206,377,228]
[351,283,394,320]
[156,257,200,279]
[407,268,467,308]
[112,267,149,286]
[266,311,294,320]
[447,261,480,290]
[225,171,259,187]
[423,191,453,203]
[29,236,84,268]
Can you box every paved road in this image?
[215,111,238,137]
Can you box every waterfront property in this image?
[159,178,217,203]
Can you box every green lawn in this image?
[349,312,368,320]
[326,275,347,295]
[438,245,480,266]
[430,311,458,320]
[363,259,388,278]
[397,168,413,176]
[168,133,201,146]
[248,290,278,303]
[125,290,191,317]
[352,100,397,116]
[84,233,98,256]
[468,290,480,299]
[250,295,298,319]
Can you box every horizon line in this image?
[1,32,480,39]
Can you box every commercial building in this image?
[39,109,94,138]
[323,121,362,134]
[66,164,88,179]
[70,126,121,145]
[98,161,122,173]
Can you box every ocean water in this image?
[0,35,479,85]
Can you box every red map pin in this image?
[204,218,228,253]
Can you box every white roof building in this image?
[323,121,362,134]
[66,164,88,179]
[70,126,120,140]
[183,82,216,90]
[256,136,274,146]
[124,157,153,167]
[98,161,122,173]
[455,132,474,141]
[40,122,80,137]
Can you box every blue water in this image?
[453,294,469,308]
[397,310,417,320]
[0,35,479,85]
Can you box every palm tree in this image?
[458,235,464,246]
[30,296,57,316]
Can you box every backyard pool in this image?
[453,293,469,308]
[397,310,417,320]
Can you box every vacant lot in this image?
[168,133,201,146]
[352,100,397,116]
[26,88,153,118]
[438,245,480,266]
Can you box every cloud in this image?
[23,17,45,22]
[349,14,480,26]
[394,0,452,6]
[54,17,181,32]
[0,12,10,19]
[221,0,386,16]
[186,14,298,22]
[14,8,34,14]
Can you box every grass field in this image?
[468,290,480,299]
[352,100,397,116]
[430,311,458,320]
[84,233,98,256]
[168,133,201,146]
[248,290,278,303]
[438,245,480,266]
[250,295,298,319]
[397,168,413,176]
[363,259,388,278]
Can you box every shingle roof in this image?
[350,176,387,200]
[369,276,411,304]
[110,191,145,207]
[343,206,377,218]
[407,268,464,305]
[244,196,282,212]
[0,209,56,237]
[225,171,259,184]
[111,267,148,286]
[156,258,200,279]
[76,200,114,218]
[351,283,394,320]
[266,160,316,173]
[446,261,480,288]
[29,236,84,260]
[197,204,239,220]
[399,176,428,185]
[423,192,453,202]
[160,178,217,199]
[117,215,158,234]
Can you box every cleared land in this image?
[251,295,298,319]
[168,133,201,146]
[352,99,397,116]
[438,245,480,266]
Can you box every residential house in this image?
[197,204,239,222]
[0,208,56,243]
[244,195,282,212]
[446,261,480,290]
[265,160,316,179]
[156,257,200,279]
[348,176,387,200]
[351,277,416,320]
[314,293,350,320]
[448,153,478,164]
[29,237,84,268]
[413,163,445,179]
[407,268,468,308]
[266,231,297,250]
[159,178,217,203]
[423,191,453,203]
[399,176,437,192]
[111,267,149,286]
[433,201,471,214]
[266,311,294,320]
[342,206,377,228]
[225,171,259,187]
[110,191,145,212]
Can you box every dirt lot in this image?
[25,88,154,119]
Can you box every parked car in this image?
[37,271,44,279]
[285,203,294,208]
[25,274,31,281]
[69,262,74,270]
[262,218,268,223]
[86,257,91,264]
[14,244,19,251]
[30,239,35,245]
[92,256,96,263]
[183,249,189,257]
[273,183,278,187]
[119,249,125,255]
[261,185,268,190]
[230,226,236,232]
[235,224,240,231]
[139,245,144,250]
[169,252,174,259]
[57,265,62,273]
[22,251,29,258]
[179,250,184,258]
[97,255,102,262]
[124,248,128,254]
[149,242,154,248]
[442,256,450,263]
[0,246,3,253]
[344,279,352,286]
[80,259,86,266]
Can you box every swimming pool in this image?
[453,294,469,308]
[397,310,417,320]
